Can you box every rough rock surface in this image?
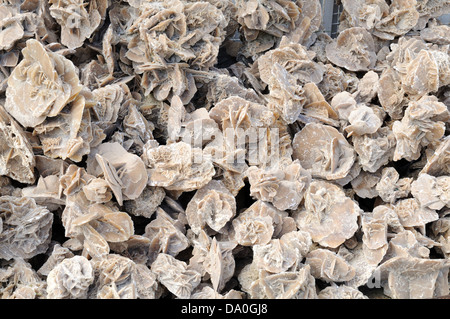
[0,0,449,300]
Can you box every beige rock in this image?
[185,180,236,235]
[236,0,300,41]
[362,213,388,251]
[125,0,226,102]
[0,4,25,51]
[317,64,349,102]
[91,84,124,129]
[108,235,151,265]
[431,214,450,258]
[344,104,382,137]
[22,174,64,210]
[151,253,201,299]
[209,96,275,132]
[375,167,412,204]
[123,186,165,219]
[33,93,92,162]
[351,170,380,198]
[353,71,379,103]
[373,0,419,40]
[394,198,439,228]
[411,174,450,210]
[326,27,377,71]
[49,0,107,49]
[253,239,293,274]
[318,285,368,299]
[82,178,113,204]
[372,204,404,234]
[235,0,321,56]
[0,104,35,184]
[252,230,311,274]
[90,253,159,299]
[385,230,431,260]
[0,259,46,299]
[256,39,324,123]
[377,67,406,120]
[121,103,155,154]
[60,164,94,197]
[246,160,311,211]
[361,212,389,265]
[285,0,322,46]
[247,265,318,299]
[415,0,450,29]
[5,39,82,128]
[62,191,134,258]
[1,0,449,301]
[0,196,53,261]
[421,136,450,176]
[142,141,215,192]
[377,256,450,299]
[293,180,360,248]
[292,123,355,181]
[305,248,356,283]
[188,230,213,278]
[38,244,75,277]
[208,94,292,169]
[301,82,339,127]
[402,50,440,97]
[386,36,427,69]
[393,96,450,162]
[200,71,263,110]
[338,244,379,289]
[205,238,237,292]
[353,127,396,173]
[340,0,389,30]
[87,142,148,205]
[231,201,275,246]
[420,24,450,45]
[330,91,357,121]
[143,207,189,262]
[47,256,94,299]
